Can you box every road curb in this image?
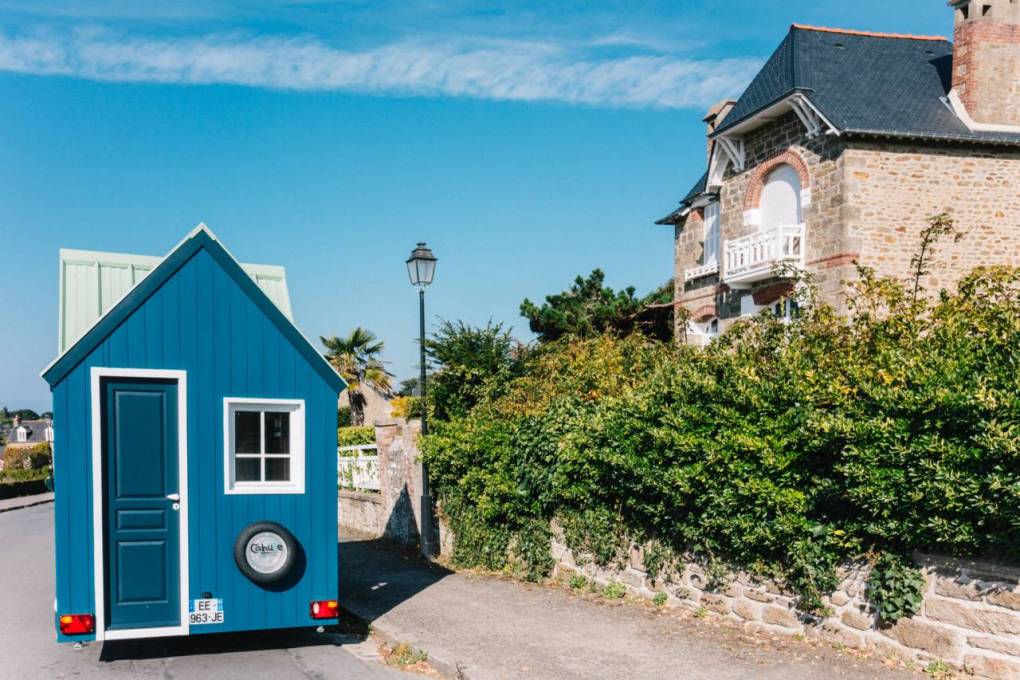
[341,606,486,680]
[0,496,54,514]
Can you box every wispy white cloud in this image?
[0,27,760,109]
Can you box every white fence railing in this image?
[338,444,380,491]
[723,223,804,285]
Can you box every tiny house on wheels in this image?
[41,225,346,642]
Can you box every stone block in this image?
[883,618,962,660]
[744,589,773,603]
[620,568,646,591]
[762,605,800,629]
[702,594,730,615]
[934,576,982,601]
[819,622,865,650]
[967,635,1020,657]
[829,591,850,607]
[732,600,760,621]
[925,597,1020,635]
[723,583,743,598]
[986,588,1020,612]
[629,544,645,571]
[964,653,1020,680]
[687,567,708,591]
[840,609,874,631]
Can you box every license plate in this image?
[189,598,224,625]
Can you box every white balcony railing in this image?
[723,224,804,285]
[684,259,719,282]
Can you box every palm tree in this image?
[321,327,393,426]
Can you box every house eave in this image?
[711,90,842,140]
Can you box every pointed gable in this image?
[42,226,345,393]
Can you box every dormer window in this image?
[45,427,54,442]
[16,426,27,443]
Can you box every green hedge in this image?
[338,426,375,448]
[0,467,50,484]
[422,261,1020,608]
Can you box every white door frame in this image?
[90,367,190,642]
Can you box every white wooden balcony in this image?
[723,224,804,285]
[684,259,719,282]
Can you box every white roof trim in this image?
[947,89,1020,134]
[714,93,840,140]
[56,223,293,355]
[43,224,316,380]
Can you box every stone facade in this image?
[953,0,1020,127]
[550,530,1020,679]
[674,113,1020,342]
[337,418,427,548]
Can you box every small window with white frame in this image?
[224,399,305,494]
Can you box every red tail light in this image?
[59,614,95,635]
[309,600,338,620]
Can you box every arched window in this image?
[759,164,802,230]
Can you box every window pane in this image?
[235,411,261,453]
[265,411,290,454]
[235,456,261,482]
[265,457,290,482]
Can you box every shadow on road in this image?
[99,624,365,662]
[338,537,452,623]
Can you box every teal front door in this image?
[102,378,180,631]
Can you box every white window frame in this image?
[223,398,305,495]
[16,426,27,442]
[703,202,720,266]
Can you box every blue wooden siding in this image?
[52,246,339,640]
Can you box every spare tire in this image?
[234,521,299,585]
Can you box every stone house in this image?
[658,1,1020,344]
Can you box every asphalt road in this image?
[0,503,406,680]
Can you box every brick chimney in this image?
[951,0,1020,127]
[704,99,737,164]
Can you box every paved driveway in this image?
[0,503,404,680]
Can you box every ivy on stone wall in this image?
[422,217,1020,608]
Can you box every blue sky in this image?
[0,1,949,412]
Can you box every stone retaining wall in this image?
[551,529,1020,679]
[337,419,426,549]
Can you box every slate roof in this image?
[658,23,1020,227]
[715,24,1020,145]
[656,172,708,225]
[7,420,51,445]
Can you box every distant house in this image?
[0,415,53,470]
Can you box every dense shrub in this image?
[337,426,375,448]
[2,443,52,471]
[422,227,1020,608]
[0,466,50,483]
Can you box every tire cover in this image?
[234,521,299,585]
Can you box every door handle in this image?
[166,493,180,501]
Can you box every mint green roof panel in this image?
[58,246,292,353]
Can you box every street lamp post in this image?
[406,242,437,557]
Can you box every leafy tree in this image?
[396,377,421,397]
[425,320,521,421]
[520,270,671,342]
[12,409,39,420]
[321,327,393,426]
